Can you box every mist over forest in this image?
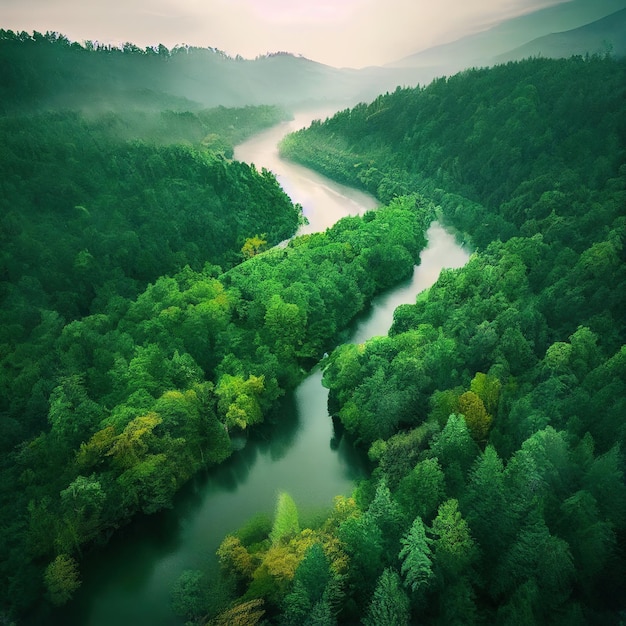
[1,2,626,624]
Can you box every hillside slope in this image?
[389,0,626,73]
[495,7,626,62]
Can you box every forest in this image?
[1,28,625,626]
[0,32,435,621]
[182,54,626,625]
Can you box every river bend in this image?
[58,110,469,626]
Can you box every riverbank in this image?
[50,116,469,626]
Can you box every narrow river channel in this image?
[56,110,470,626]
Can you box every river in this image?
[55,110,469,626]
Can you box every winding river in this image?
[56,110,470,626]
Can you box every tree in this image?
[293,543,332,605]
[430,499,477,580]
[430,414,479,495]
[217,535,254,580]
[264,294,306,359]
[58,474,106,551]
[458,391,492,444]
[469,372,501,415]
[492,513,575,614]
[338,513,384,599]
[366,480,405,557]
[270,492,300,545]
[170,569,209,621]
[241,234,267,259]
[47,374,101,445]
[462,446,512,566]
[399,516,434,593]
[395,457,446,523]
[44,554,81,606]
[216,374,265,430]
[209,598,265,626]
[281,544,336,626]
[106,412,162,470]
[436,578,477,626]
[362,568,410,626]
[429,388,462,428]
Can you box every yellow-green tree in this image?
[217,535,255,580]
[216,374,265,430]
[106,413,162,469]
[44,554,81,606]
[241,235,267,260]
[458,391,492,444]
[469,372,501,416]
[270,492,300,545]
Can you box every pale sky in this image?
[2,0,568,68]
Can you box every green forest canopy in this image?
[0,29,417,622]
[1,28,626,625]
[199,54,626,625]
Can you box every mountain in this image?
[0,32,428,114]
[495,7,626,62]
[389,0,626,72]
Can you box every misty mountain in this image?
[495,8,626,62]
[388,0,626,74]
[161,50,424,109]
[0,32,423,113]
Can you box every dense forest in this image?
[2,27,626,625]
[0,33,435,621]
[177,54,626,625]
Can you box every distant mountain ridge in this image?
[3,0,625,116]
[389,0,626,73]
[495,7,626,62]
[0,31,424,113]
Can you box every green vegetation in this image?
[3,28,625,625]
[0,29,435,623]
[0,139,431,622]
[0,108,299,446]
[198,55,626,624]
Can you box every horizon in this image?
[2,0,573,68]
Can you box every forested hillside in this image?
[3,26,626,625]
[1,180,431,621]
[0,29,417,112]
[189,55,626,624]
[0,30,430,622]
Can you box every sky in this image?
[2,0,569,68]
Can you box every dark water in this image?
[56,111,469,626]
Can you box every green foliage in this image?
[4,39,626,625]
[399,516,434,593]
[430,499,478,580]
[280,543,337,626]
[171,570,210,621]
[0,184,431,621]
[43,554,81,606]
[207,54,626,626]
[216,374,265,430]
[270,493,300,545]
[395,457,446,524]
[362,568,410,626]
[458,391,492,444]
